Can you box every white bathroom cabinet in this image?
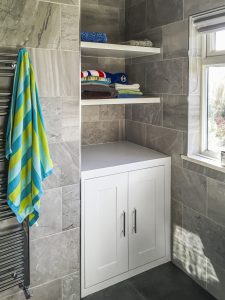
[81,142,171,297]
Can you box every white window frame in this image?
[201,32,225,159]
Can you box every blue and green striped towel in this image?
[6,48,53,226]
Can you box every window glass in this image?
[208,66,225,152]
[215,30,225,51]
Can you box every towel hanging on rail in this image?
[6,48,53,227]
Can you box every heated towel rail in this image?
[0,52,31,299]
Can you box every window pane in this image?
[208,67,225,152]
[215,30,225,51]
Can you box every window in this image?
[201,30,225,158]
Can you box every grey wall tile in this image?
[30,187,62,240]
[31,49,80,98]
[81,2,125,43]
[60,142,80,186]
[132,103,162,125]
[126,63,146,92]
[207,260,225,300]
[146,0,183,28]
[30,228,80,287]
[0,1,60,48]
[125,105,132,120]
[183,206,225,268]
[44,141,80,188]
[99,105,125,121]
[163,20,189,59]
[125,120,146,146]
[183,160,225,183]
[30,48,61,97]
[58,50,80,97]
[82,120,125,145]
[2,279,62,300]
[43,143,62,190]
[62,98,80,142]
[61,4,80,51]
[145,125,184,156]
[63,272,80,300]
[163,95,188,131]
[172,166,207,214]
[125,1,146,37]
[82,106,100,122]
[207,179,225,227]
[62,184,80,231]
[184,0,225,18]
[145,59,183,94]
[47,0,79,4]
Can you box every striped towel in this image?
[6,48,53,226]
[81,70,108,78]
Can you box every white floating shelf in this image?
[81,97,160,106]
[81,42,160,58]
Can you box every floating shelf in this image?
[81,97,160,106]
[81,42,161,58]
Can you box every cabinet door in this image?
[129,167,165,269]
[84,173,128,288]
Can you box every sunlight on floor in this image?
[172,225,219,285]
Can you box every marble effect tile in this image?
[183,206,225,268]
[207,179,225,227]
[61,4,80,51]
[63,272,80,300]
[172,166,207,214]
[132,103,162,126]
[125,120,146,147]
[30,49,80,97]
[163,95,188,131]
[82,120,125,145]
[30,187,62,240]
[1,279,62,300]
[145,59,183,95]
[0,1,60,48]
[62,184,80,231]
[163,20,189,59]
[30,228,80,287]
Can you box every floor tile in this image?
[83,263,216,300]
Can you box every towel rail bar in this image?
[0,49,30,299]
[0,53,18,57]
[0,73,15,77]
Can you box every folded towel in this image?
[117,94,143,98]
[118,90,143,95]
[81,70,108,78]
[110,73,128,84]
[6,48,53,226]
[82,84,117,97]
[81,32,108,43]
[114,83,140,91]
[82,76,111,84]
[82,91,114,99]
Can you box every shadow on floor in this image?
[83,263,216,300]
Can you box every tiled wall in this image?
[0,1,80,300]
[125,1,225,299]
[81,0,126,145]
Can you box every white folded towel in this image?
[115,83,140,91]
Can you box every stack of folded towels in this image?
[81,70,143,99]
[81,70,129,99]
[113,83,143,98]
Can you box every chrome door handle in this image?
[122,211,126,237]
[133,209,137,234]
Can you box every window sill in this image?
[181,154,225,174]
